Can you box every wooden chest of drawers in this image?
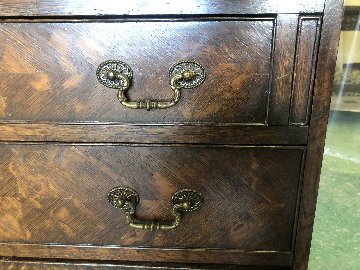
[0,0,342,269]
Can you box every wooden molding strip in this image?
[0,243,292,266]
[0,123,308,145]
[0,0,324,17]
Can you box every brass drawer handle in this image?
[107,187,203,231]
[96,60,206,111]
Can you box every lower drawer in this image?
[0,260,292,270]
[0,144,304,266]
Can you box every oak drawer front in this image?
[0,20,274,124]
[0,144,303,264]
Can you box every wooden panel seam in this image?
[0,15,276,23]
[0,123,309,145]
[289,16,322,125]
[0,243,293,266]
[267,14,298,125]
[290,150,307,264]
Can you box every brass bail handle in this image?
[107,187,203,231]
[96,60,206,110]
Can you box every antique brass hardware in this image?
[96,60,205,110]
[96,60,133,89]
[107,187,203,231]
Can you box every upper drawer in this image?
[0,16,320,126]
[0,20,271,124]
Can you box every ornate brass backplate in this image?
[107,186,139,209]
[171,188,203,212]
[169,60,206,89]
[96,60,133,89]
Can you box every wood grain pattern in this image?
[0,224,294,263]
[0,260,187,270]
[0,244,292,266]
[0,0,325,16]
[0,260,292,270]
[0,124,309,145]
[0,20,273,124]
[0,145,303,252]
[267,14,298,125]
[293,0,344,269]
[0,0,344,268]
[0,144,303,251]
[289,17,321,125]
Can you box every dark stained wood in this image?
[0,145,303,250]
[0,0,344,269]
[0,0,325,17]
[0,260,184,270]
[293,0,344,269]
[0,145,303,265]
[289,17,321,125]
[0,124,309,145]
[0,20,273,125]
[267,14,298,125]
[0,244,292,266]
[0,260,292,270]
